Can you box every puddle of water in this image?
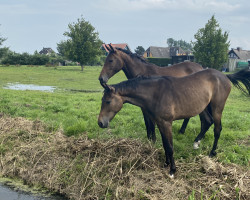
[0,182,65,200]
[3,83,56,92]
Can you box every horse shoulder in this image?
[154,78,176,119]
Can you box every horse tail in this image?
[226,68,250,95]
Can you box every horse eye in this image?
[106,101,111,104]
[109,60,113,63]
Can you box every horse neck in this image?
[116,84,147,108]
[120,52,155,79]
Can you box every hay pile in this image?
[0,115,249,200]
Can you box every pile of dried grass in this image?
[0,115,249,199]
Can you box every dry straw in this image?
[0,115,249,200]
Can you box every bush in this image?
[1,51,65,66]
[30,53,50,65]
[88,55,106,66]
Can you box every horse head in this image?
[98,83,123,128]
[99,44,125,84]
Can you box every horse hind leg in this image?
[193,106,214,149]
[210,118,222,157]
[209,95,226,157]
[179,118,190,134]
[179,105,212,135]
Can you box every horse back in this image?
[153,69,231,120]
[156,62,203,77]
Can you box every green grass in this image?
[0,65,126,90]
[0,65,249,166]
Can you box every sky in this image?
[0,0,250,54]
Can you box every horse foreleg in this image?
[158,120,176,178]
[142,109,156,143]
[179,118,190,134]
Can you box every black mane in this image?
[116,48,149,64]
[110,75,170,93]
[112,76,147,90]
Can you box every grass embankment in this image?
[0,65,249,199]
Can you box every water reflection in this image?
[3,83,56,92]
[0,182,65,200]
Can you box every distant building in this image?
[101,43,131,55]
[143,46,172,58]
[39,47,55,55]
[143,46,194,64]
[227,47,250,71]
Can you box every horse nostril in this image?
[99,76,109,84]
[98,121,103,128]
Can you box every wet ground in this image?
[3,83,56,92]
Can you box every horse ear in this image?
[105,44,111,52]
[109,86,115,93]
[105,85,115,93]
[101,82,115,93]
[108,44,116,53]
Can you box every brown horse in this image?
[99,44,205,142]
[98,68,250,177]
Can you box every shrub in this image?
[146,57,172,67]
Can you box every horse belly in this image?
[173,91,211,120]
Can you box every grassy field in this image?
[0,65,249,166]
[0,65,249,199]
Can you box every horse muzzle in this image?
[98,119,109,128]
[99,75,109,84]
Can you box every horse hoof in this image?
[169,173,174,179]
[193,141,200,149]
[209,151,217,157]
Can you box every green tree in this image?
[62,16,102,71]
[0,26,9,60]
[192,15,230,69]
[167,38,175,47]
[134,46,145,56]
[167,38,193,51]
[57,40,68,58]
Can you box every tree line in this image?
[0,51,62,66]
[0,15,229,70]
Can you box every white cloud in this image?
[230,37,250,50]
[0,1,70,15]
[1,0,249,53]
[94,0,242,13]
[0,4,33,15]
[204,1,241,12]
[227,16,250,26]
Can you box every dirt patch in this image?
[0,115,249,200]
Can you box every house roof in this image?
[146,46,171,58]
[230,48,250,60]
[145,46,189,58]
[169,47,186,56]
[102,43,131,52]
[39,47,54,55]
